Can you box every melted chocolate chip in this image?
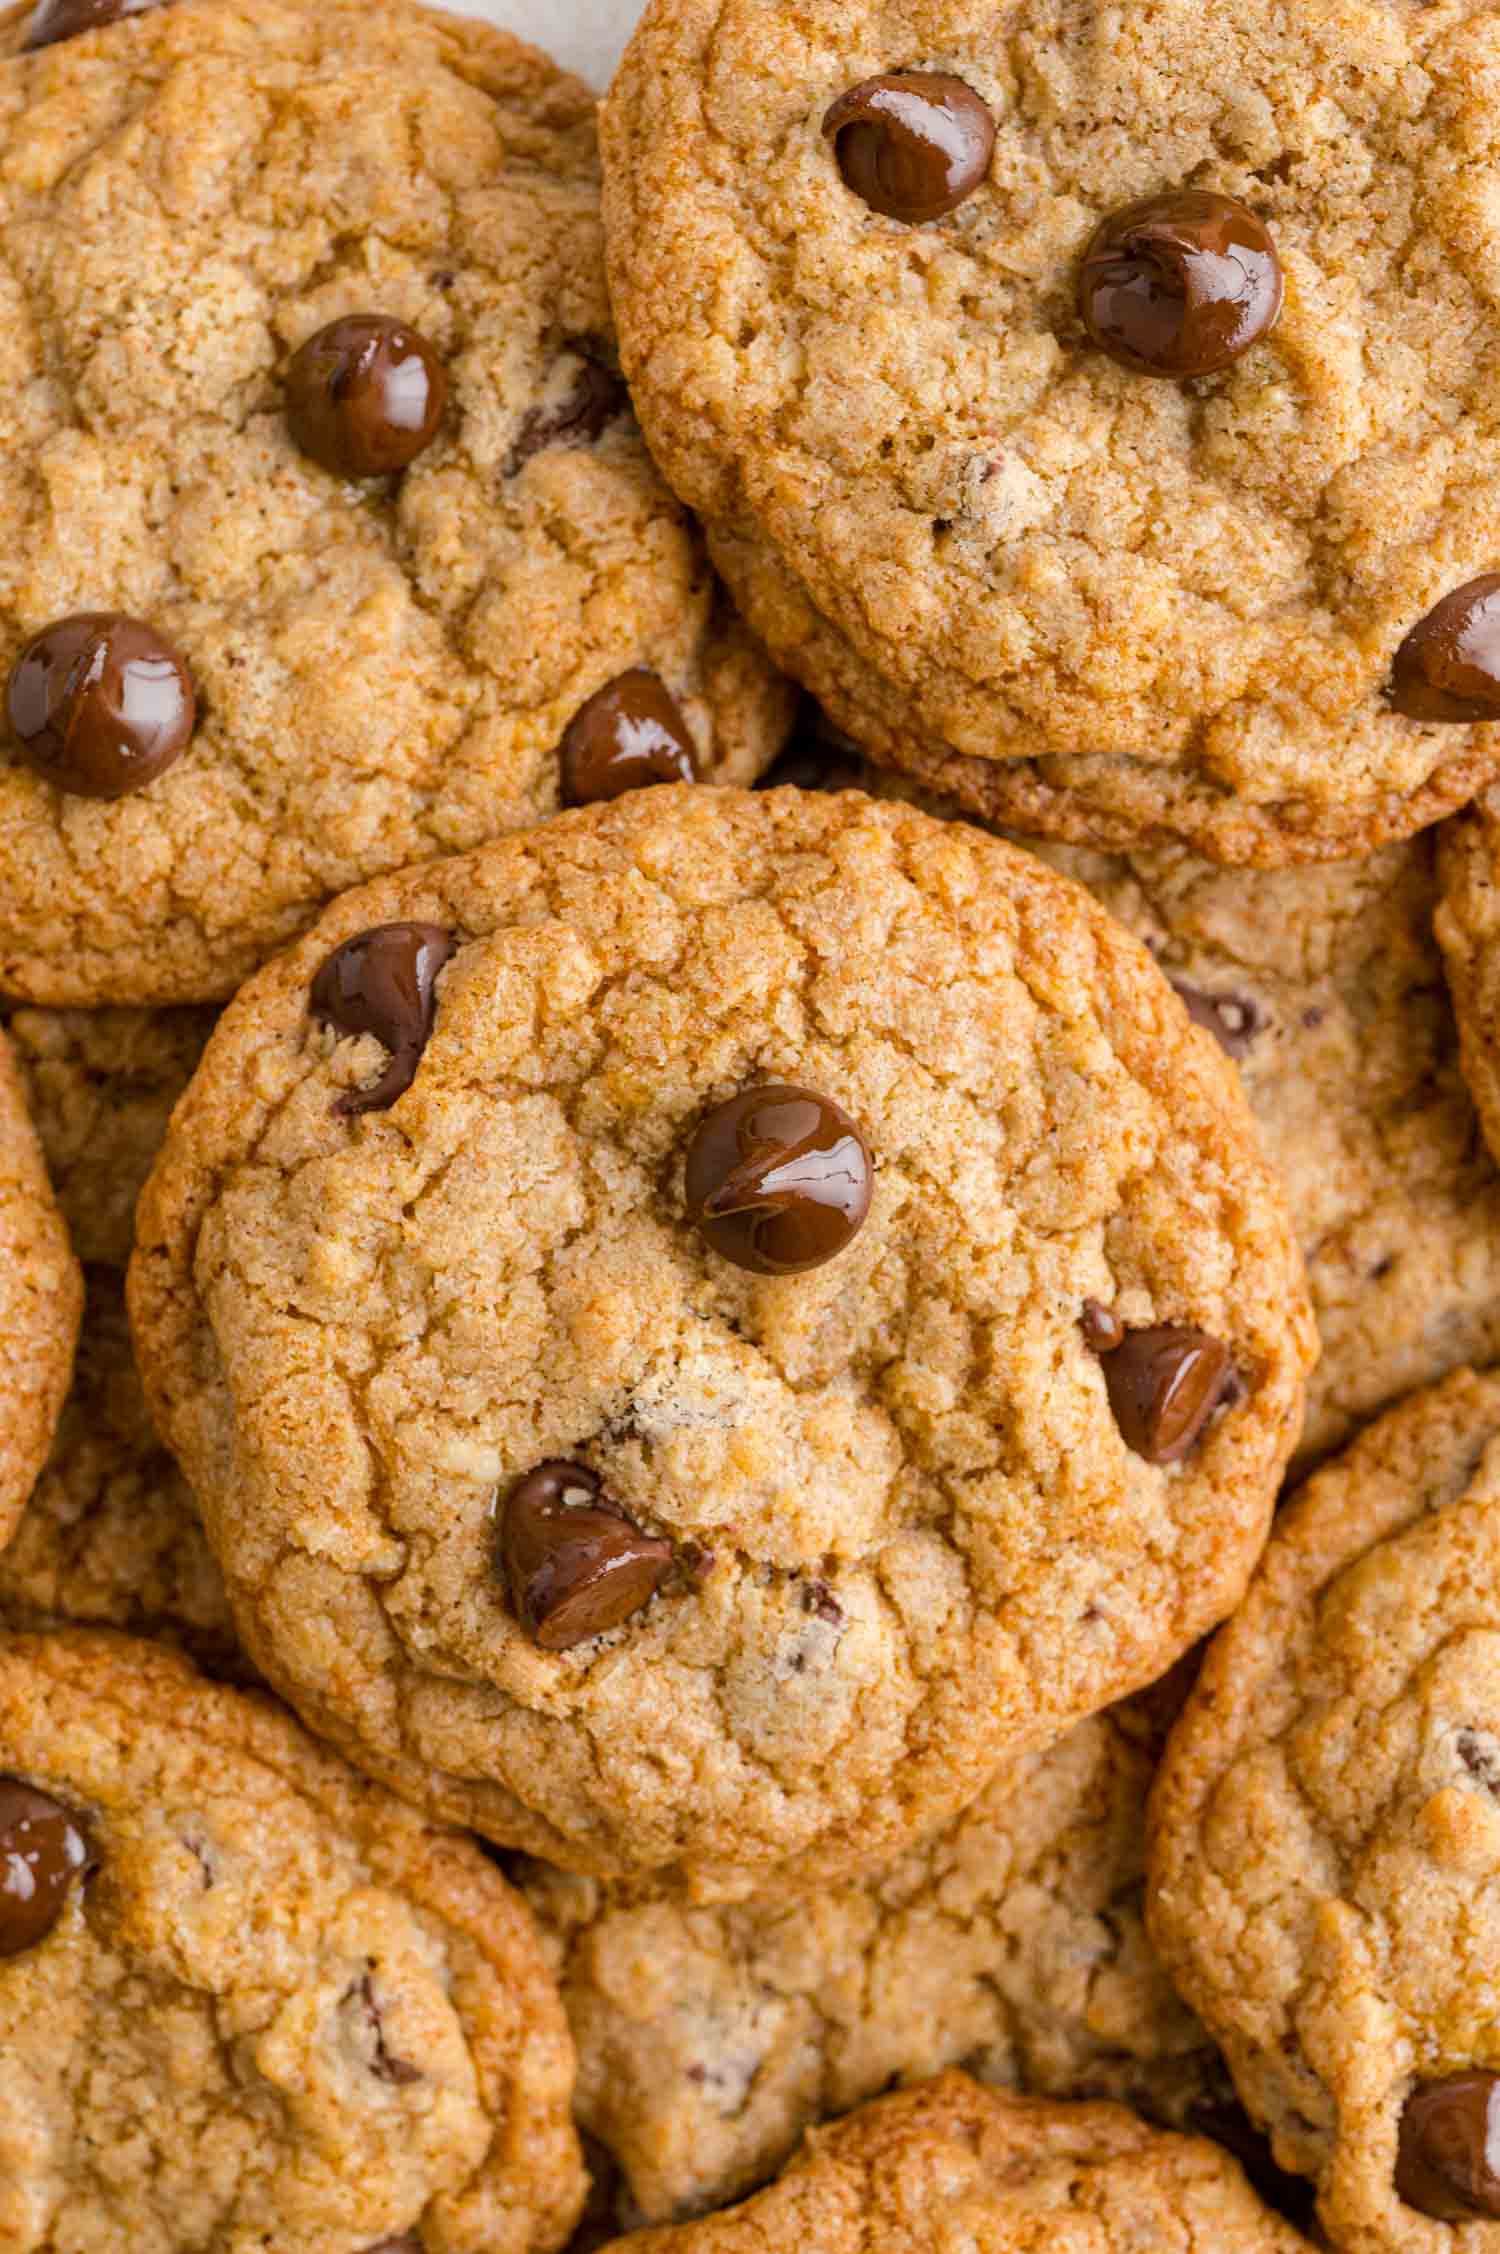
[502,1461,673,1652]
[351,1971,422,2086]
[1079,190,1283,378]
[1397,2074,1500,2222]
[558,670,698,805]
[685,1085,874,1276]
[1088,1323,1235,1463]
[7,613,195,799]
[1080,1299,1126,1353]
[1388,576,1500,723]
[823,73,995,224]
[509,354,626,473]
[310,922,455,1116]
[1170,979,1267,1060]
[286,314,448,479]
[23,0,167,46]
[0,1779,90,1957]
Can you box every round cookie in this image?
[1149,1365,1500,2254]
[0,1026,81,1552]
[0,1629,582,2252]
[517,1701,1224,2225]
[0,0,791,1006]
[1436,791,1500,1176]
[581,2071,1314,2253]
[602,0,1500,865]
[130,785,1314,1897]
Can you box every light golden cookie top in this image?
[1150,1365,1500,2254]
[0,1629,581,2253]
[0,1027,80,1549]
[131,786,1314,1897]
[603,0,1500,862]
[593,2072,1313,2252]
[0,0,788,1005]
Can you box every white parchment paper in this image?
[440,0,644,88]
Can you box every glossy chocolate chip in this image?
[1170,979,1267,1060]
[558,670,698,806]
[1088,1323,1235,1463]
[823,72,995,224]
[1389,576,1500,723]
[7,613,195,799]
[502,1461,673,1652]
[0,1779,90,1957]
[286,314,448,479]
[1080,1299,1125,1353]
[509,354,626,473]
[1079,189,1283,378]
[1397,2074,1500,2221]
[310,922,455,1117]
[685,1084,873,1276]
[23,0,166,46]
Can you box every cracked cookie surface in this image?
[603,0,1500,863]
[1149,1365,1500,2254]
[0,0,790,1005]
[0,1026,80,1552]
[130,786,1313,1897]
[0,1628,582,2254]
[585,2071,1313,2252]
[1436,791,1500,1180]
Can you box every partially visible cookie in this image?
[0,1027,81,1551]
[1149,1366,1500,2254]
[131,785,1314,1898]
[586,2071,1313,2252]
[1436,792,1500,1174]
[518,1702,1221,2225]
[0,0,790,1004]
[0,1628,582,2252]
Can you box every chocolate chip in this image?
[1088,1323,1236,1463]
[1080,1299,1126,1353]
[1397,2074,1500,2221]
[286,314,448,479]
[823,73,995,224]
[1388,575,1500,723]
[350,1971,422,2087]
[804,1580,843,1624]
[1079,189,1283,378]
[501,1461,673,1652]
[23,0,167,46]
[310,922,455,1116]
[1170,979,1267,1060]
[7,613,195,799]
[0,1779,91,1957]
[558,670,698,806]
[684,1085,874,1276]
[508,353,626,473]
[1457,1729,1500,1798]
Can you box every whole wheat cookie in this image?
[0,1026,80,1552]
[1149,1365,1500,2254]
[0,1629,582,2253]
[603,0,1500,864]
[0,0,791,1006]
[130,786,1313,1897]
[581,2071,1313,2253]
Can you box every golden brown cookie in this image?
[0,0,790,1005]
[0,1027,80,1553]
[0,1628,583,2252]
[1436,791,1500,1177]
[131,786,1313,1898]
[604,0,1500,864]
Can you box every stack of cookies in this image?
[2,3,1500,2252]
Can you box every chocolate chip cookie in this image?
[0,1027,80,1553]
[603,0,1500,864]
[577,2071,1313,2252]
[0,0,791,1005]
[130,785,1314,1897]
[516,1700,1220,2224]
[0,1628,582,2252]
[1149,1364,1500,2254]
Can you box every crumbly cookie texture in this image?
[1148,1365,1500,2254]
[603,0,1500,864]
[0,1629,583,2253]
[586,2071,1313,2252]
[0,1028,81,1551]
[130,786,1314,1897]
[517,1701,1218,2224]
[1437,791,1500,1176]
[0,0,790,1006]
